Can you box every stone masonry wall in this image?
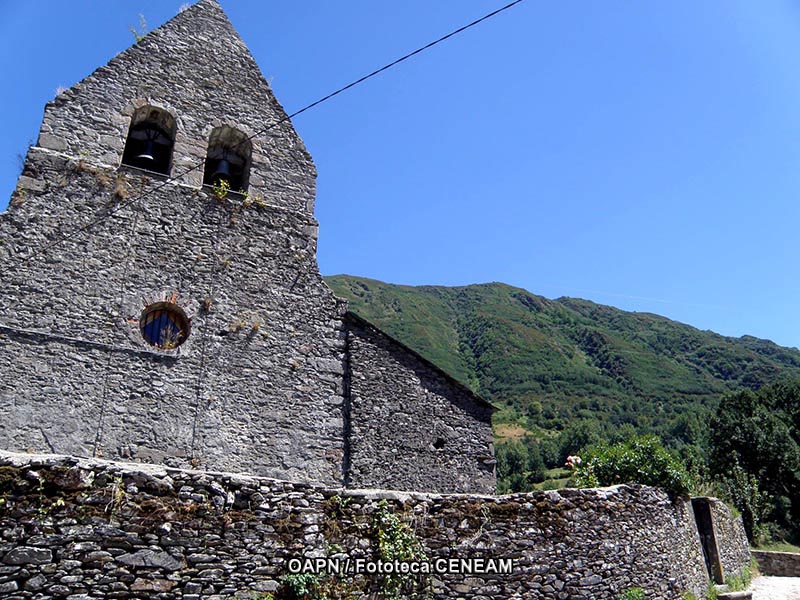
[0,452,727,600]
[0,150,346,485]
[707,498,750,582]
[751,550,800,577]
[345,315,495,494]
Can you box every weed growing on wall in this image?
[279,573,320,599]
[130,13,147,43]
[105,475,126,519]
[113,173,129,200]
[374,500,425,562]
[316,496,431,599]
[10,186,27,206]
[705,583,719,600]
[724,560,754,592]
[212,178,230,200]
[618,588,646,600]
[241,191,267,208]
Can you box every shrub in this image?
[572,435,693,496]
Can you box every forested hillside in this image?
[326,275,800,444]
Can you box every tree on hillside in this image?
[708,382,800,543]
[557,419,606,463]
[496,438,545,493]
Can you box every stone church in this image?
[0,0,495,494]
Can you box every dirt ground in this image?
[749,576,800,600]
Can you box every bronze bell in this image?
[211,158,231,184]
[135,139,156,164]
[134,126,163,165]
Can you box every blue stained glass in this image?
[140,305,188,349]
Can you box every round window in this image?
[140,302,190,349]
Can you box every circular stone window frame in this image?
[139,301,192,350]
[120,292,199,355]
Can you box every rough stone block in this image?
[2,547,53,565]
[116,550,183,571]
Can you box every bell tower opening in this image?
[121,106,177,175]
[203,125,252,193]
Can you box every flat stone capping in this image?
[716,592,752,600]
[752,550,800,577]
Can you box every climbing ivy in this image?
[372,500,428,599]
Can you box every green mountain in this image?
[326,275,800,442]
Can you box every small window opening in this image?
[433,437,446,450]
[121,106,177,175]
[203,125,252,193]
[140,302,190,349]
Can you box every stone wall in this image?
[707,498,750,582]
[0,452,731,600]
[751,551,800,577]
[1,149,346,485]
[345,314,495,494]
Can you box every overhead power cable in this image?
[14,0,526,265]
[271,0,526,124]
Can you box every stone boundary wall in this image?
[751,551,800,577]
[0,452,741,599]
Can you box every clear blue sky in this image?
[2,1,800,348]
